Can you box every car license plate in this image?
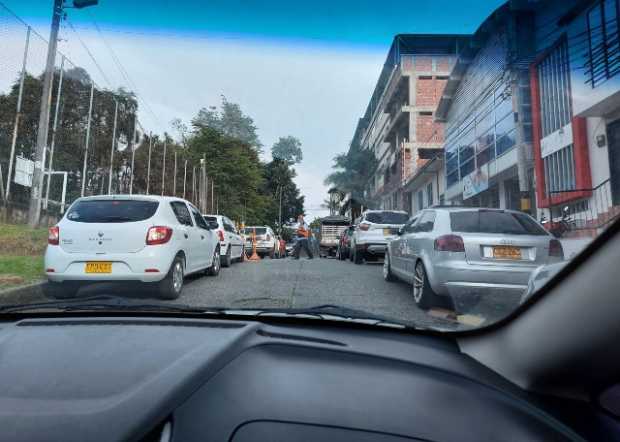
[383,228,391,236]
[492,246,521,260]
[85,262,112,273]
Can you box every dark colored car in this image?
[336,226,354,260]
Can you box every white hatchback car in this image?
[44,195,221,300]
[203,214,245,267]
[243,226,277,258]
[350,210,410,264]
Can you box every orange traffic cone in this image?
[247,228,261,261]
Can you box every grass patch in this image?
[0,223,47,289]
[0,223,48,256]
[0,255,44,290]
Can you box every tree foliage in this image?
[324,143,377,203]
[271,135,303,165]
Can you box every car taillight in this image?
[434,234,465,252]
[48,226,59,245]
[146,226,173,245]
[218,230,225,241]
[549,239,564,259]
[266,234,271,241]
[359,223,370,231]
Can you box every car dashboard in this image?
[0,316,592,441]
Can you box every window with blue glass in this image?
[444,79,515,189]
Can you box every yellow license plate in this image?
[383,228,392,236]
[85,262,112,273]
[492,246,521,260]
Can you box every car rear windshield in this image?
[204,216,218,224]
[450,210,548,235]
[365,212,409,224]
[66,200,159,223]
[244,227,267,235]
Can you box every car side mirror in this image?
[397,226,405,236]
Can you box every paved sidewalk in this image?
[561,237,593,259]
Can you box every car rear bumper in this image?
[356,243,387,255]
[429,259,537,297]
[44,245,175,283]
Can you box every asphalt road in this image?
[5,254,523,331]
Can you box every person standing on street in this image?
[292,214,314,259]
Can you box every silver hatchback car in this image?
[383,207,565,309]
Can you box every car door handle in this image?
[184,233,189,239]
[201,235,205,240]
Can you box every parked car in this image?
[243,226,277,258]
[520,261,568,305]
[336,226,354,260]
[383,207,564,309]
[350,210,409,264]
[203,214,245,267]
[317,215,350,258]
[44,195,221,300]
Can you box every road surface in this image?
[5,255,523,331]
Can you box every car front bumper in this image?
[44,245,175,283]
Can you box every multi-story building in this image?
[435,3,536,212]
[358,35,468,213]
[529,0,620,236]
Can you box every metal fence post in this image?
[44,55,64,210]
[146,132,152,194]
[129,113,137,195]
[161,140,167,196]
[80,82,95,197]
[5,26,31,201]
[107,100,118,195]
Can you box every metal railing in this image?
[547,179,620,232]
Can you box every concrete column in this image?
[498,179,506,209]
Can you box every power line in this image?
[65,18,113,89]
[85,12,165,132]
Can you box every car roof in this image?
[77,194,191,204]
[203,214,222,219]
[430,206,530,215]
[363,209,408,214]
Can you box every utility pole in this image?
[5,26,30,201]
[80,82,95,197]
[211,179,214,215]
[28,0,62,226]
[146,132,152,194]
[107,100,118,194]
[44,54,64,209]
[279,185,283,231]
[161,139,167,196]
[192,166,196,205]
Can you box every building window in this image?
[417,190,424,211]
[538,39,572,137]
[444,79,515,189]
[426,182,433,206]
[586,0,620,88]
[544,144,576,193]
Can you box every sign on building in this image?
[463,164,489,200]
[14,156,34,188]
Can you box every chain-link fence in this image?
[0,3,211,224]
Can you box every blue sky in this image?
[4,0,504,220]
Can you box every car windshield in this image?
[365,212,409,225]
[1,0,619,333]
[66,200,159,223]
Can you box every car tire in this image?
[43,281,81,299]
[158,255,184,300]
[412,261,441,310]
[207,247,221,276]
[353,247,363,265]
[383,252,396,282]
[221,246,232,268]
[269,248,275,259]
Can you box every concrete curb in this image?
[0,281,47,304]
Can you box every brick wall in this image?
[435,56,452,72]
[415,77,448,107]
[415,114,441,142]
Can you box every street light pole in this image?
[107,100,118,195]
[44,54,64,209]
[80,82,95,197]
[129,113,138,194]
[28,0,62,226]
[161,139,167,196]
[146,132,152,194]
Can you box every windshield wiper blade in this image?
[0,295,205,314]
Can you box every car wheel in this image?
[221,246,232,268]
[207,247,221,276]
[158,255,184,300]
[269,247,275,259]
[383,252,396,282]
[353,247,363,265]
[412,261,440,310]
[43,281,81,299]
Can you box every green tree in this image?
[262,158,304,230]
[191,96,262,153]
[271,135,303,165]
[324,143,377,204]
